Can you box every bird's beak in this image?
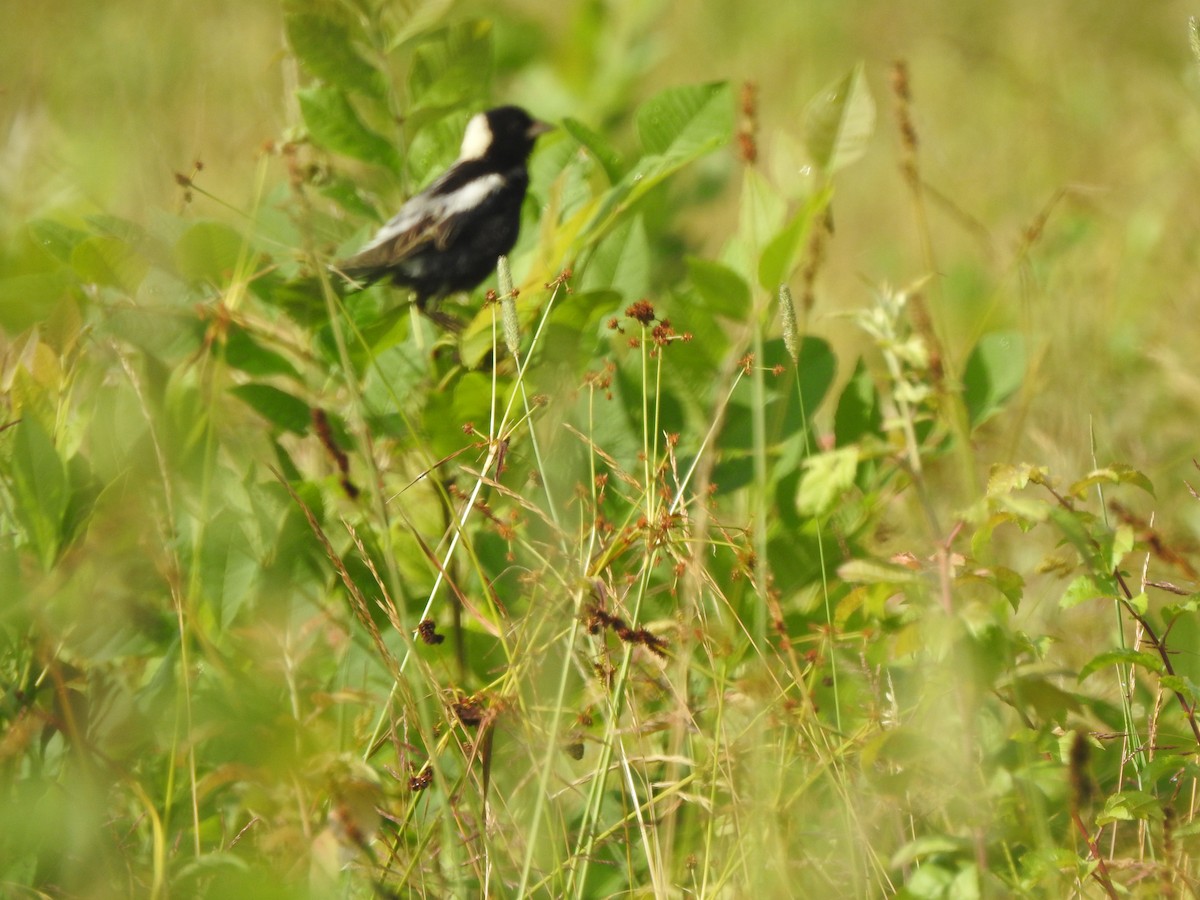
[528,119,555,140]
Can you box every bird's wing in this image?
[349,172,507,262]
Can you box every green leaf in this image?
[0,271,70,331]
[795,336,837,421]
[986,462,1048,496]
[230,384,312,435]
[298,86,401,171]
[1048,506,1102,567]
[1095,790,1164,825]
[796,447,859,517]
[890,835,970,870]
[758,210,810,293]
[27,219,88,263]
[1079,648,1164,681]
[739,164,787,250]
[962,565,1024,610]
[686,258,750,319]
[562,117,624,183]
[285,12,383,97]
[1125,590,1148,616]
[962,331,1025,427]
[580,144,726,245]
[1007,675,1080,723]
[198,509,260,628]
[407,21,494,109]
[1060,575,1103,610]
[1068,464,1155,499]
[1160,674,1200,703]
[71,235,148,292]
[317,174,382,221]
[717,336,834,451]
[804,63,875,175]
[421,372,502,461]
[989,492,1050,526]
[84,213,148,245]
[579,216,650,299]
[636,82,733,159]
[1108,523,1135,570]
[223,327,301,380]
[836,558,921,586]
[7,417,69,569]
[834,357,881,445]
[174,221,251,285]
[757,188,831,291]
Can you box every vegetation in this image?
[4,2,1200,897]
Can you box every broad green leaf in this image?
[575,84,731,249]
[1068,464,1155,499]
[579,216,650,299]
[223,327,301,380]
[1163,593,1200,617]
[736,165,787,254]
[0,271,70,332]
[987,462,1048,496]
[958,565,1024,610]
[796,446,859,516]
[317,174,382,221]
[890,835,970,870]
[717,337,834,452]
[989,492,1050,525]
[83,213,147,245]
[1107,523,1135,570]
[407,21,494,109]
[1095,790,1164,825]
[804,63,875,175]
[757,188,831,291]
[1048,506,1102,566]
[298,86,401,171]
[636,82,733,159]
[834,357,881,445]
[7,417,69,569]
[580,151,715,246]
[1007,675,1080,722]
[1125,590,1148,616]
[71,235,147,292]
[285,12,383,97]
[1059,574,1102,609]
[686,258,751,319]
[562,116,623,183]
[421,371,502,461]
[199,509,260,628]
[175,221,250,285]
[795,335,837,421]
[230,384,312,435]
[1160,674,1200,703]
[1079,648,1164,681]
[963,331,1025,427]
[27,219,87,263]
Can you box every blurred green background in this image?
[7,0,1200,488]
[5,0,1200,896]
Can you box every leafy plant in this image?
[3,2,1200,899]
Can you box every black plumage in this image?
[337,106,552,314]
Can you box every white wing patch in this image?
[359,173,505,252]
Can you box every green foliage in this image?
[804,63,876,175]
[3,2,1200,899]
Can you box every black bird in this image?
[337,106,552,321]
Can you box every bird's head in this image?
[459,106,553,166]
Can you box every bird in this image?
[336,106,552,325]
